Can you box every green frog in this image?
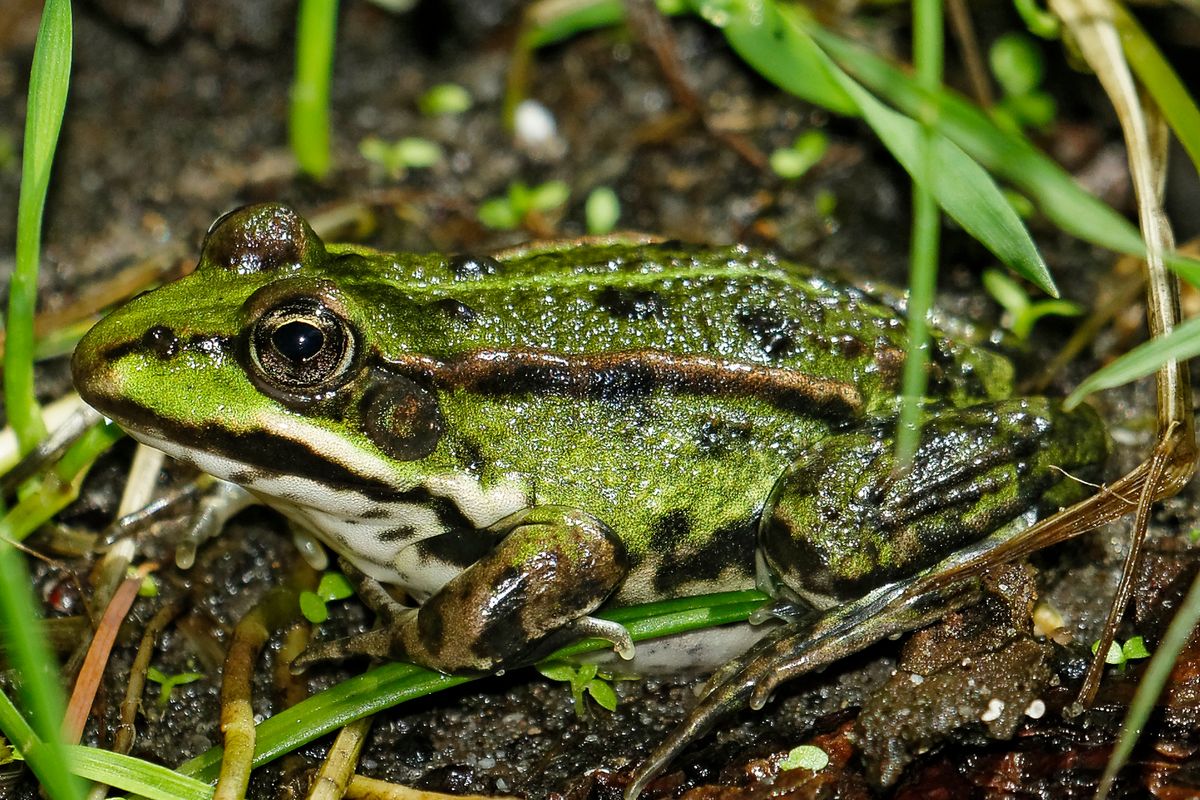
[72,204,1108,791]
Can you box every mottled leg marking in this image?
[295,506,630,674]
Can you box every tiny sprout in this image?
[982,268,1082,341]
[585,186,621,235]
[479,180,571,231]
[146,666,204,707]
[780,744,829,771]
[301,570,357,623]
[419,83,473,116]
[1091,636,1152,667]
[770,130,828,180]
[359,136,444,180]
[537,660,623,717]
[988,32,1056,132]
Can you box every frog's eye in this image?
[249,298,357,394]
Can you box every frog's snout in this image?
[72,317,116,412]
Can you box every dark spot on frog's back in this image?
[736,308,796,359]
[649,509,692,550]
[427,297,477,324]
[696,416,753,456]
[200,203,321,275]
[447,254,500,281]
[595,286,666,321]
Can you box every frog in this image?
[71,203,1109,791]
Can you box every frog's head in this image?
[73,203,446,500]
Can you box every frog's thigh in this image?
[761,399,1100,609]
[401,505,630,672]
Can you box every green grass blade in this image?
[1065,315,1200,408]
[896,0,943,463]
[804,22,1144,257]
[290,0,338,179]
[6,0,72,453]
[711,0,856,115]
[1110,1,1200,175]
[0,688,83,800]
[699,2,1053,293]
[68,746,212,800]
[0,545,84,799]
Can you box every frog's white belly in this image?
[584,620,780,674]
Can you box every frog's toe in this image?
[570,616,635,660]
[290,627,395,673]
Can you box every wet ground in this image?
[3,1,1200,798]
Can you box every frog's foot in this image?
[291,558,415,672]
[175,479,258,569]
[624,579,978,800]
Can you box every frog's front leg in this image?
[294,506,632,673]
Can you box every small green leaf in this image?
[137,574,159,597]
[299,590,328,623]
[478,197,520,230]
[146,667,204,706]
[780,744,829,771]
[585,186,620,234]
[419,83,473,116]
[1092,639,1125,665]
[982,268,1031,316]
[530,180,570,212]
[770,130,829,179]
[990,33,1044,97]
[318,571,355,602]
[535,661,576,682]
[1122,636,1151,661]
[394,137,443,169]
[585,679,618,711]
[814,188,837,216]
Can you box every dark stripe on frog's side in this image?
[650,512,758,593]
[381,348,863,421]
[595,287,666,321]
[412,526,495,568]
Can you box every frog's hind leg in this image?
[624,577,978,800]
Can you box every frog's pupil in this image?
[273,320,324,362]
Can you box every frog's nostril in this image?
[141,325,181,359]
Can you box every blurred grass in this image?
[0,1,85,798]
[290,0,339,178]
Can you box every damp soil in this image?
[3,2,1200,798]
